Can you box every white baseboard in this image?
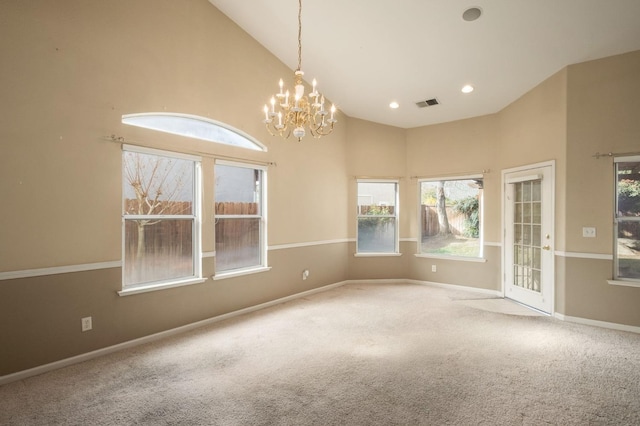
[0,280,349,386]
[2,278,637,386]
[553,312,640,334]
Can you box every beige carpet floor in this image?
[1,282,639,425]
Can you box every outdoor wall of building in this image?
[0,0,350,377]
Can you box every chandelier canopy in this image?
[262,0,337,141]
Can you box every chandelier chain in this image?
[297,0,302,72]
[261,0,337,141]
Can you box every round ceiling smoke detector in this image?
[462,7,482,22]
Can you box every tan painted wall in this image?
[563,50,640,324]
[346,118,409,280]
[404,114,501,289]
[498,68,568,252]
[2,0,639,378]
[0,0,350,376]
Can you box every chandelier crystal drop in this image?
[262,0,337,141]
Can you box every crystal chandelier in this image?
[262,0,337,141]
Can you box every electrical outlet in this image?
[431,265,437,272]
[302,269,310,280]
[81,316,92,332]
[582,227,596,238]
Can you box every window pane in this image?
[615,160,640,280]
[214,163,264,274]
[357,181,398,253]
[215,165,260,214]
[124,219,193,287]
[358,182,397,213]
[617,221,640,279]
[123,151,194,215]
[358,218,396,253]
[122,113,265,151]
[617,162,640,218]
[216,218,261,271]
[420,179,482,257]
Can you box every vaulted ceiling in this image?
[209,0,640,128]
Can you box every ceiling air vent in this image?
[416,98,440,108]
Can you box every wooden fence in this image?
[422,205,466,236]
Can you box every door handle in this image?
[542,245,551,250]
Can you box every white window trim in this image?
[613,155,640,283]
[213,266,272,280]
[356,179,400,255]
[121,145,203,293]
[417,174,484,260]
[122,113,267,152]
[214,159,268,277]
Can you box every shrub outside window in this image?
[214,161,266,274]
[614,156,640,281]
[419,177,483,258]
[357,180,399,253]
[122,145,201,288]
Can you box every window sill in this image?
[414,254,487,263]
[213,266,272,280]
[607,279,640,288]
[118,277,208,297]
[354,253,403,257]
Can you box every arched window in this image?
[122,113,266,152]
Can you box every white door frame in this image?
[501,160,555,314]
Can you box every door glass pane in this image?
[532,225,541,247]
[515,224,523,244]
[512,179,543,293]
[532,202,541,224]
[531,180,541,202]
[532,270,541,292]
[515,203,522,223]
[523,225,531,245]
[533,247,541,269]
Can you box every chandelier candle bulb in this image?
[261,0,337,141]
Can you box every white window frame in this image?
[416,174,485,261]
[213,159,269,279]
[612,155,640,285]
[355,179,400,256]
[119,144,203,296]
[122,113,267,152]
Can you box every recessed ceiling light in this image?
[389,101,399,109]
[461,85,474,94]
[462,7,482,22]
